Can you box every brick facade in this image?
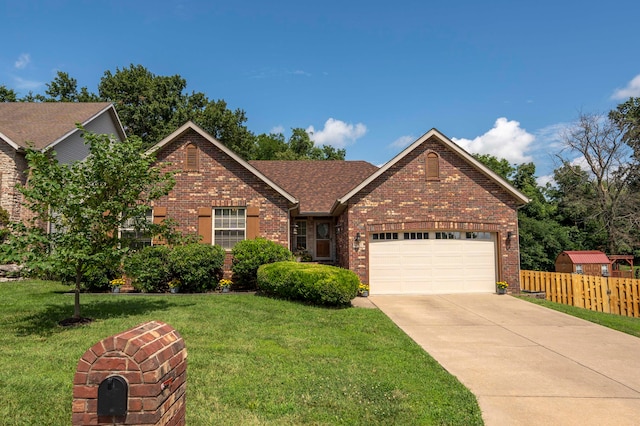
[72,321,187,425]
[150,124,525,293]
[339,136,522,291]
[0,143,29,223]
[152,128,292,249]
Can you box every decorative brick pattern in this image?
[72,321,187,426]
[339,136,523,291]
[152,128,291,252]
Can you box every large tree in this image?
[610,97,640,158]
[557,112,639,254]
[45,71,99,102]
[9,129,175,321]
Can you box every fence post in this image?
[602,277,611,314]
[571,275,584,309]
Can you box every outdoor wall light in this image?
[353,232,361,251]
[507,231,513,240]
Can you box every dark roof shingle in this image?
[250,160,378,214]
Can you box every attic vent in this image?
[426,152,439,180]
[186,143,199,171]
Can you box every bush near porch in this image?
[257,261,359,306]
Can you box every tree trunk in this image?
[74,263,82,319]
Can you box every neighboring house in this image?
[555,250,612,277]
[148,121,529,294]
[0,102,125,224]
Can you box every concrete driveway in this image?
[368,294,640,426]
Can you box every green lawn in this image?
[0,281,482,425]
[518,297,640,338]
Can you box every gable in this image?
[0,103,124,151]
[335,129,529,211]
[148,122,297,205]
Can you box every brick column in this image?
[72,321,187,425]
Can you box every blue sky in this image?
[2,0,639,183]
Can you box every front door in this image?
[315,222,331,258]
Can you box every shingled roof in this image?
[0,102,122,150]
[249,160,378,214]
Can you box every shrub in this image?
[231,238,293,289]
[124,245,171,292]
[257,261,359,307]
[0,206,9,227]
[168,243,225,292]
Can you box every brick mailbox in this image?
[72,321,187,425]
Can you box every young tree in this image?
[13,129,175,321]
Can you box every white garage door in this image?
[369,232,497,294]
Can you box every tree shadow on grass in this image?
[15,298,190,337]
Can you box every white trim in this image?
[332,128,530,212]
[0,131,21,150]
[45,104,125,151]
[146,121,298,205]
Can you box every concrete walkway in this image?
[368,294,640,425]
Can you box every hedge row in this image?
[257,261,359,307]
[124,243,225,292]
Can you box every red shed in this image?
[555,251,611,277]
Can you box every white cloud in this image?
[611,74,640,100]
[536,174,555,187]
[14,53,30,69]
[534,122,570,151]
[13,76,44,90]
[290,69,311,77]
[452,117,534,164]
[306,118,367,148]
[390,135,416,149]
[270,125,285,134]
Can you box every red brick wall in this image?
[344,136,523,291]
[72,321,187,425]
[152,129,291,254]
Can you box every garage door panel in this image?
[370,238,496,295]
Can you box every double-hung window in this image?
[214,208,246,250]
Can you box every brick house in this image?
[149,121,529,294]
[0,102,125,224]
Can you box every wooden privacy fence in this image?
[520,270,640,318]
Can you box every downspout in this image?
[287,204,297,251]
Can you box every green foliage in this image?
[124,246,171,292]
[45,71,98,102]
[0,281,482,425]
[473,153,515,181]
[13,128,174,317]
[257,261,360,306]
[0,85,18,102]
[0,206,9,244]
[610,96,640,153]
[12,65,350,161]
[231,238,293,289]
[168,243,225,292]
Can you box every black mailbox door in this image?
[97,376,128,416]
